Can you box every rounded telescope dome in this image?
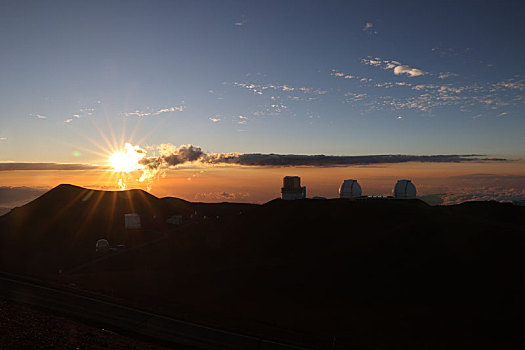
[339,179,362,198]
[393,180,417,199]
[96,239,110,253]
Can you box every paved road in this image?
[0,272,311,350]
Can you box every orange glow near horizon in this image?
[1,160,523,205]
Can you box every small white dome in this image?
[393,180,417,199]
[96,239,110,252]
[339,179,362,198]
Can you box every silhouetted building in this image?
[166,215,182,225]
[281,176,306,200]
[393,180,417,199]
[124,213,141,229]
[339,179,362,198]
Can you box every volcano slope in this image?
[1,184,525,349]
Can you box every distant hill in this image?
[1,184,525,349]
[0,184,256,274]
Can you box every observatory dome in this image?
[96,239,110,253]
[339,179,362,198]
[393,180,417,199]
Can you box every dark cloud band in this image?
[0,163,103,171]
[0,153,507,172]
[204,153,506,166]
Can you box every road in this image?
[0,272,311,350]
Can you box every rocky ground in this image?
[0,297,176,349]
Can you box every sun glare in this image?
[109,143,145,173]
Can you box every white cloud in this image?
[393,65,425,77]
[79,108,95,116]
[64,119,73,123]
[123,111,151,117]
[123,105,184,118]
[496,112,508,117]
[209,117,221,123]
[0,137,7,141]
[234,17,248,26]
[361,57,427,77]
[396,116,403,120]
[363,22,373,30]
[154,106,184,115]
[29,113,48,119]
[330,69,372,82]
[233,82,327,96]
[73,114,80,118]
[438,72,458,79]
[362,22,377,34]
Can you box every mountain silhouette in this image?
[1,184,525,349]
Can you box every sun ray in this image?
[91,120,118,155]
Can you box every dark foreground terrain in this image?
[1,184,525,349]
[0,297,172,349]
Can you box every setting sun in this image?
[108,143,145,173]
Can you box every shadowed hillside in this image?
[1,184,525,349]
[0,184,256,275]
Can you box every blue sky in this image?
[0,0,524,163]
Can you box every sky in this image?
[0,0,524,204]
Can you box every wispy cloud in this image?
[209,117,221,123]
[234,17,248,26]
[154,106,184,115]
[438,72,458,79]
[361,57,427,77]
[431,47,471,58]
[29,113,48,119]
[79,108,95,116]
[496,111,508,117]
[232,82,327,96]
[123,105,185,117]
[330,69,372,82]
[63,108,96,124]
[362,22,377,35]
[0,137,7,141]
[236,115,248,124]
[332,65,524,113]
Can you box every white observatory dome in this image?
[339,179,362,198]
[96,239,110,253]
[393,180,417,199]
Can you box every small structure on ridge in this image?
[393,180,417,199]
[124,213,141,229]
[281,176,306,200]
[96,239,110,253]
[339,179,362,199]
